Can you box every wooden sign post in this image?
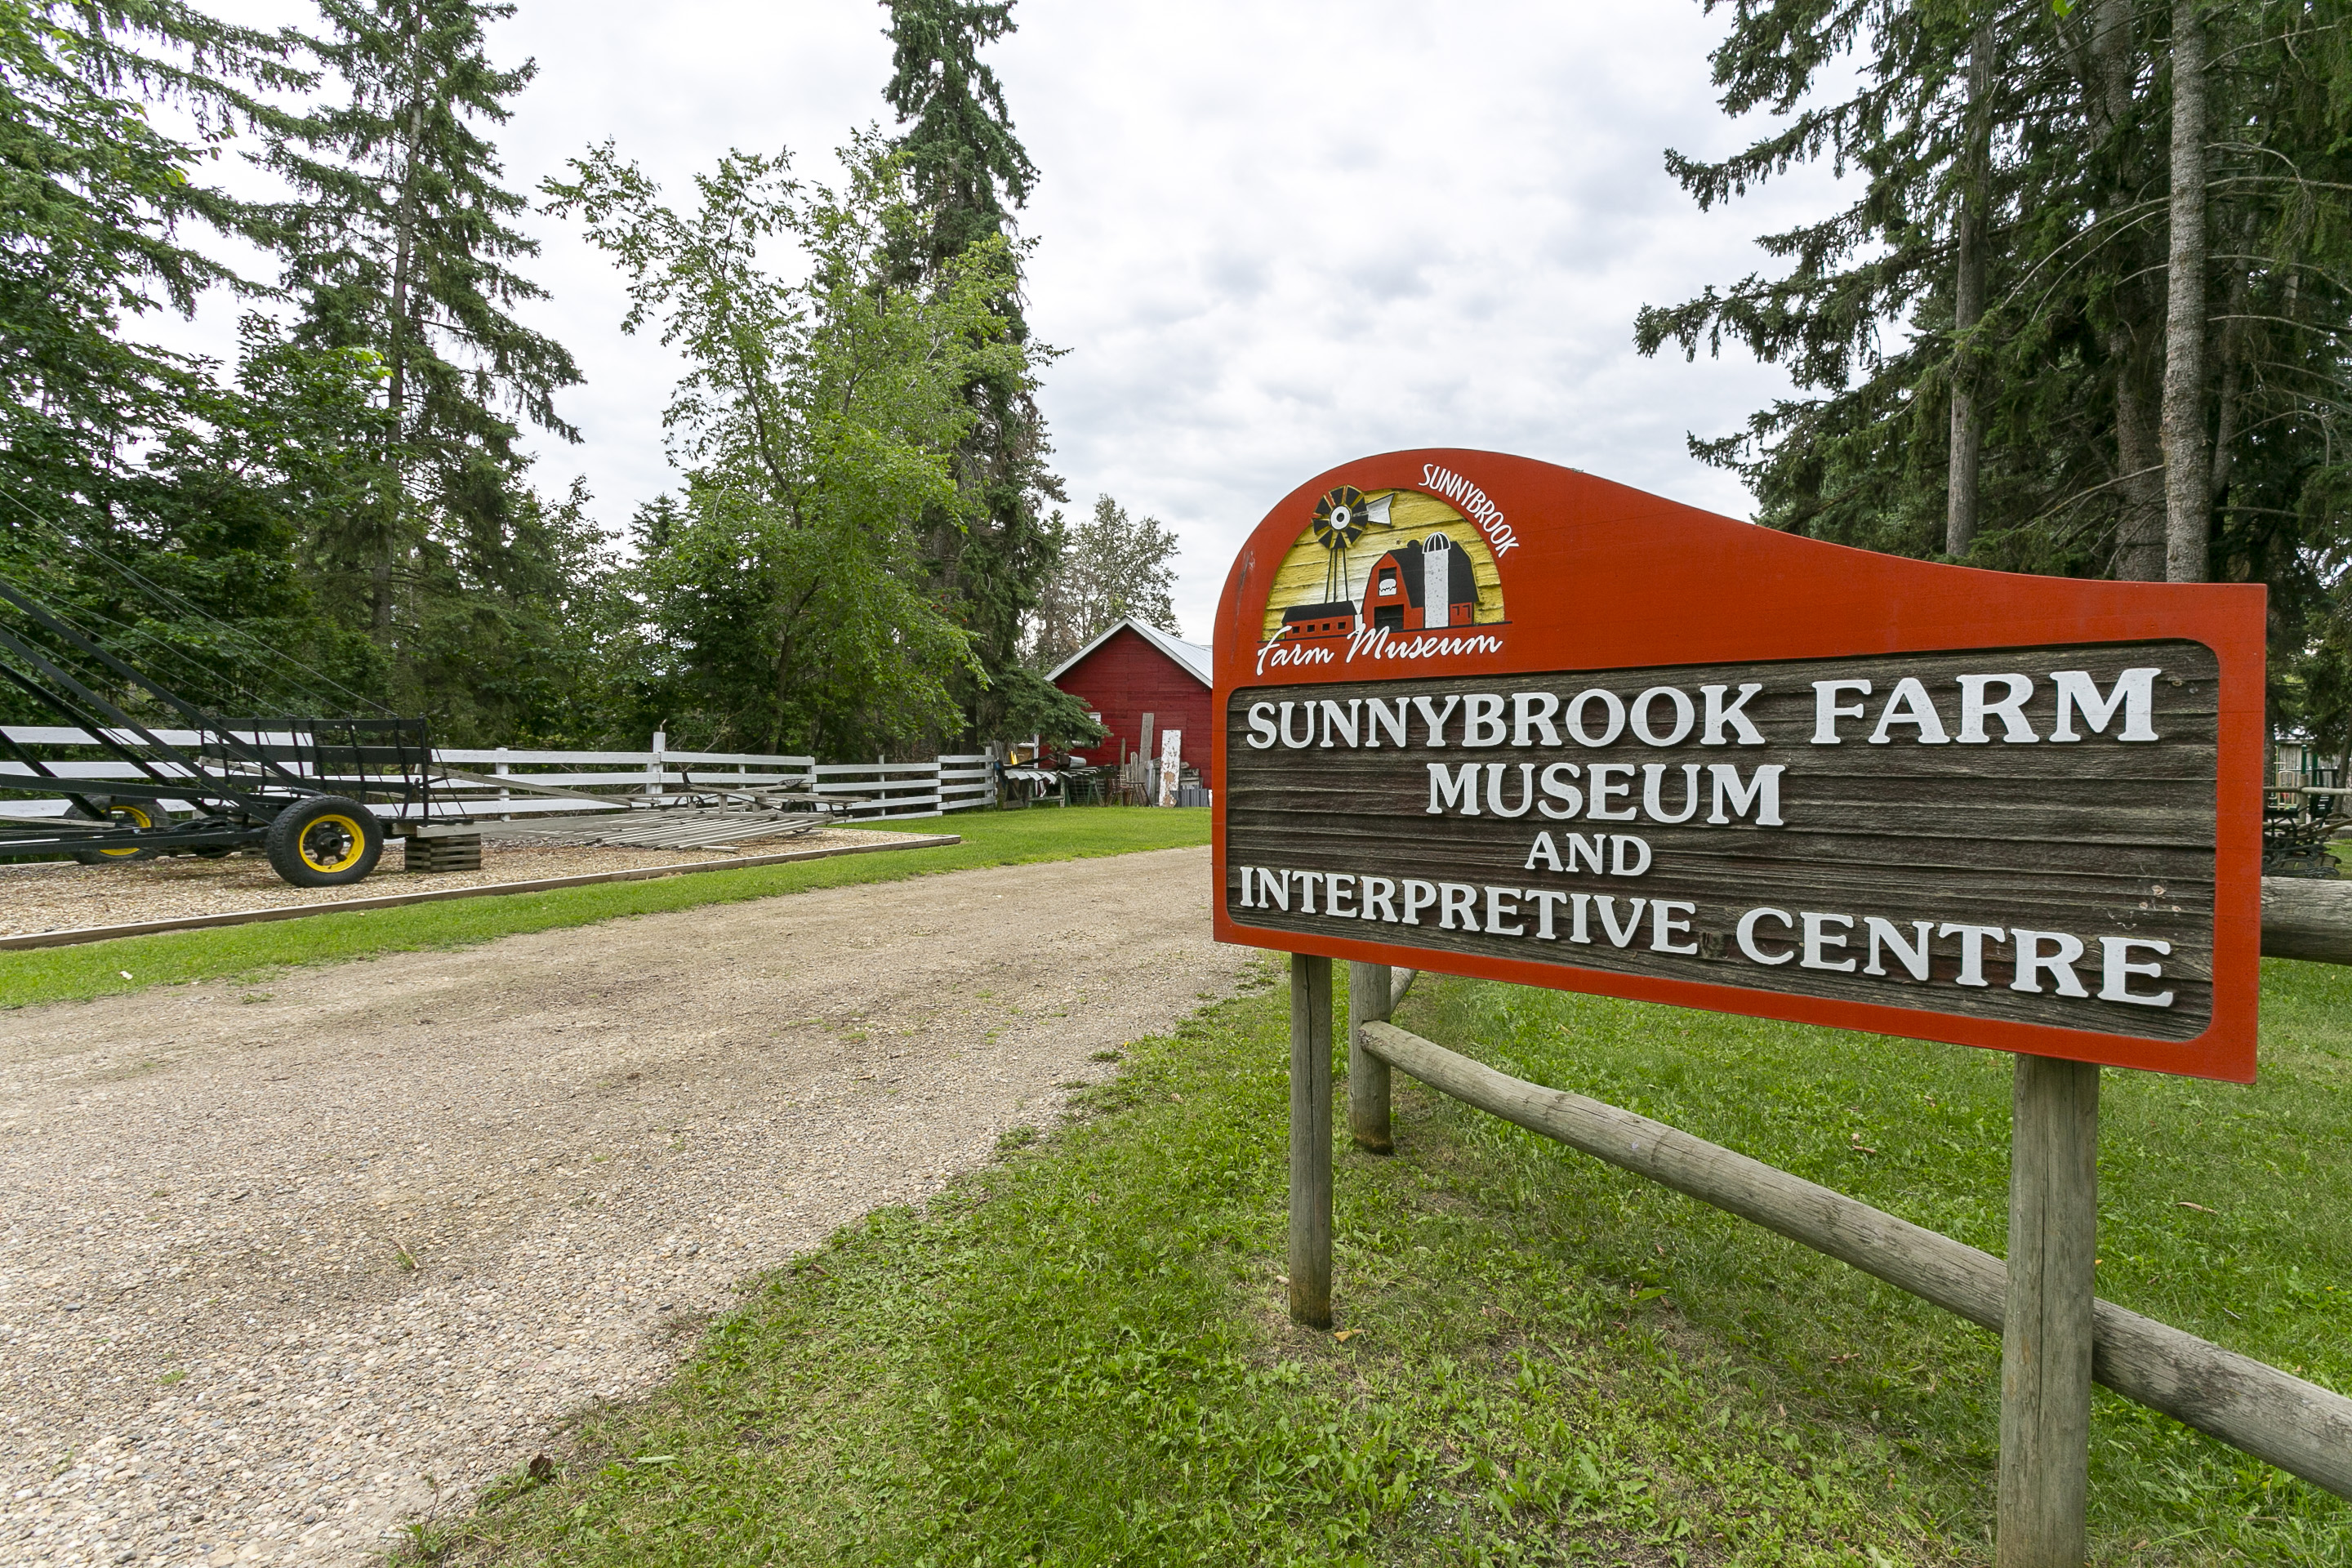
[1212,452,2266,1566]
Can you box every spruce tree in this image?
[261,0,584,736]
[1636,0,2352,733]
[880,0,1065,746]
[0,2,377,721]
[0,0,294,465]
[1637,0,2352,756]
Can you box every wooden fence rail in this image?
[2260,878,2352,962]
[1329,963,2352,1558]
[1354,1011,2352,1501]
[0,728,1000,822]
[938,755,993,813]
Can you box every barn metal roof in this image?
[1045,617,1212,687]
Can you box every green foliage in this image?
[0,0,608,744]
[0,316,391,725]
[269,0,578,452]
[0,0,1067,756]
[881,0,1034,268]
[412,963,2350,1564]
[256,0,603,742]
[1027,492,1184,670]
[0,0,369,722]
[990,662,1106,750]
[0,807,1209,1008]
[881,0,1065,746]
[387,472,623,744]
[0,0,292,445]
[1637,0,2352,724]
[546,137,1042,757]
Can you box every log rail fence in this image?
[1289,885,2352,1562]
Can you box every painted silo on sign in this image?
[1359,533,1477,633]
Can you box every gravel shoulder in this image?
[0,845,1245,1568]
[0,829,913,938]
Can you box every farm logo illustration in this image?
[1256,474,1511,675]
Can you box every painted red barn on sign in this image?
[1046,618,1215,788]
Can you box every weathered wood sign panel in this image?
[1211,451,2265,1080]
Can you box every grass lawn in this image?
[414,958,2352,1567]
[0,806,1208,1009]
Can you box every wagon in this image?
[0,579,434,888]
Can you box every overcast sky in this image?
[159,0,1841,641]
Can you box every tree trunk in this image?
[2087,0,2167,583]
[376,7,428,637]
[1946,20,1993,559]
[2112,345,2169,581]
[2207,252,2247,508]
[2161,0,2210,583]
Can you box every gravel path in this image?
[0,845,1245,1568]
[0,829,912,938]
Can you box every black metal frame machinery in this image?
[0,578,434,887]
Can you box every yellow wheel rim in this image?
[96,804,153,858]
[298,813,368,875]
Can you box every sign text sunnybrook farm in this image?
[1212,451,2264,1078]
[1225,644,2219,1042]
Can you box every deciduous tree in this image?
[880,0,1064,744]
[1027,492,1182,670]
[546,136,1042,758]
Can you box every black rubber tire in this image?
[265,796,384,888]
[65,801,159,864]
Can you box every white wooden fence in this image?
[802,756,994,821]
[0,728,997,823]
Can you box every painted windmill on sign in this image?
[1272,487,1480,649]
[1274,488,1385,641]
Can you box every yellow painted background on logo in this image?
[1259,490,1508,642]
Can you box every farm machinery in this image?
[0,575,860,888]
[2265,780,2348,878]
[0,578,433,888]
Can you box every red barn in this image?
[1047,618,1215,788]
[1361,532,1476,631]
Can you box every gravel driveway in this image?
[0,845,1246,1568]
[0,828,911,939]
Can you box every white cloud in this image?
[157,0,1839,642]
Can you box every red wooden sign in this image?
[1212,450,2265,1081]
